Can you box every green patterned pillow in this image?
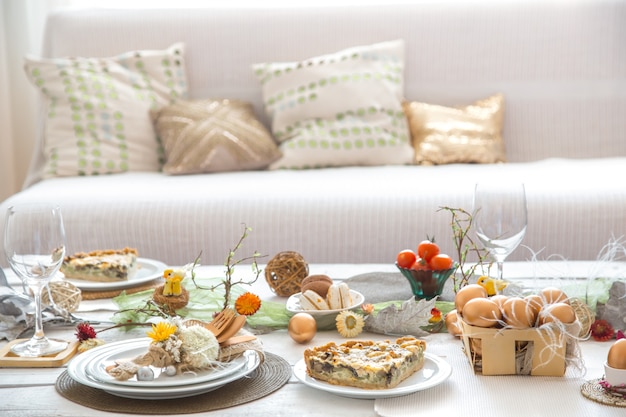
[253,39,413,169]
[24,43,188,178]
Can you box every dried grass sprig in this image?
[438,206,491,291]
[191,224,265,311]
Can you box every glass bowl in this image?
[396,263,457,300]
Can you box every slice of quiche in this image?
[61,247,139,282]
[304,336,426,390]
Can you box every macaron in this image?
[327,282,352,309]
[300,274,333,298]
[300,289,330,310]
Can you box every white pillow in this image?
[24,43,188,178]
[253,40,413,169]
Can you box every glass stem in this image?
[30,284,46,341]
[496,261,504,281]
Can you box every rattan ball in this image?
[41,281,82,313]
[264,251,309,297]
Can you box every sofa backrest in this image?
[28,1,625,182]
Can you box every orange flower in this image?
[361,304,374,315]
[429,307,442,323]
[235,292,262,316]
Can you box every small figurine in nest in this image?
[153,268,190,314]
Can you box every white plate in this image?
[85,338,247,387]
[293,353,451,399]
[286,289,365,329]
[67,341,261,399]
[62,258,167,291]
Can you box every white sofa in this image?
[1,1,625,268]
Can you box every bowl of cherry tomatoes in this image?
[395,239,457,300]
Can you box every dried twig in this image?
[191,224,265,310]
[438,206,491,291]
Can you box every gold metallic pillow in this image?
[152,99,281,174]
[403,94,506,165]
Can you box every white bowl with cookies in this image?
[286,274,365,329]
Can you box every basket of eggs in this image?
[446,283,580,376]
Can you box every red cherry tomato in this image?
[396,250,417,268]
[429,254,454,270]
[417,240,440,262]
[410,257,430,271]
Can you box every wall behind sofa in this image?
[0,0,56,202]
[0,0,424,203]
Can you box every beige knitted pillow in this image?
[404,94,506,165]
[152,99,281,174]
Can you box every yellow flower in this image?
[147,321,177,342]
[336,310,365,338]
[235,292,262,316]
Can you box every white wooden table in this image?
[0,263,624,417]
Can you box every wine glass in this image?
[3,203,68,357]
[473,183,527,282]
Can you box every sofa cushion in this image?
[253,39,413,169]
[151,99,281,174]
[23,43,188,178]
[403,94,506,165]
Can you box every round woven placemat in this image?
[80,280,161,300]
[581,378,626,407]
[55,352,290,414]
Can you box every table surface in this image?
[0,262,624,417]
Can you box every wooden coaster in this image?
[0,339,78,367]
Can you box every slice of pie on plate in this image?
[61,247,139,282]
[303,336,426,389]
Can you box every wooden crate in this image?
[459,319,566,376]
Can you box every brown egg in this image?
[462,298,502,328]
[502,297,536,329]
[288,313,317,343]
[444,309,462,336]
[525,294,544,317]
[455,284,488,314]
[538,302,576,325]
[490,294,509,309]
[607,339,626,369]
[541,287,569,305]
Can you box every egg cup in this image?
[396,263,458,300]
[604,362,626,388]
